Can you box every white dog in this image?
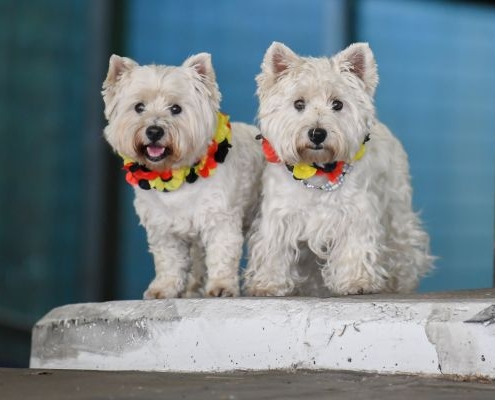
[244,42,433,296]
[102,53,264,298]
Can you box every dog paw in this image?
[344,287,374,296]
[246,288,275,297]
[205,279,239,297]
[143,278,182,299]
[244,284,291,297]
[333,282,382,296]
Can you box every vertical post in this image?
[345,0,357,44]
[81,0,128,301]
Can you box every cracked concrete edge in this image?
[30,297,495,377]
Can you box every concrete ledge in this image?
[30,290,495,377]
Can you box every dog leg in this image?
[183,243,206,298]
[319,212,390,295]
[201,218,243,297]
[143,236,190,299]
[243,217,298,297]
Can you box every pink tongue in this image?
[146,145,165,158]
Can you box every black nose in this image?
[146,125,164,142]
[308,128,327,145]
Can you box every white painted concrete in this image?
[30,294,495,377]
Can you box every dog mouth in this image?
[306,144,324,150]
[143,144,172,162]
[298,145,335,164]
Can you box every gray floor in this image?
[1,368,495,400]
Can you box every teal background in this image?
[357,0,495,291]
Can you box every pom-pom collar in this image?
[257,133,370,192]
[121,112,232,192]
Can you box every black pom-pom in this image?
[138,180,151,190]
[214,139,232,163]
[318,162,337,173]
[130,163,151,173]
[186,169,199,183]
[129,163,140,172]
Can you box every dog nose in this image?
[146,126,164,142]
[308,128,327,145]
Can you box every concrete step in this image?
[30,290,495,378]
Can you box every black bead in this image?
[138,180,151,190]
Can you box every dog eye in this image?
[332,100,343,111]
[294,99,305,111]
[134,102,145,114]
[170,104,182,115]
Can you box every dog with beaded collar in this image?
[244,42,433,296]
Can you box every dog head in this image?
[102,53,221,171]
[256,42,377,166]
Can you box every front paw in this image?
[143,277,182,299]
[205,278,239,297]
[331,279,384,296]
[339,287,375,296]
[244,283,292,297]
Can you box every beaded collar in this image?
[257,133,370,192]
[121,112,232,192]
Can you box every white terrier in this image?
[102,53,264,298]
[244,42,433,296]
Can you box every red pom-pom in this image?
[326,162,344,183]
[261,138,280,163]
[125,171,138,186]
[198,156,217,177]
[133,170,158,181]
[207,141,218,157]
[160,170,173,180]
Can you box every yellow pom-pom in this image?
[352,144,366,161]
[152,177,166,191]
[293,163,317,180]
[120,153,134,165]
[214,112,231,143]
[163,177,183,191]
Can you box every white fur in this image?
[244,42,433,296]
[102,53,264,298]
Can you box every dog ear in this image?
[103,54,138,88]
[102,55,138,116]
[183,53,220,105]
[183,53,217,84]
[335,43,378,96]
[262,42,300,76]
[256,42,301,95]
